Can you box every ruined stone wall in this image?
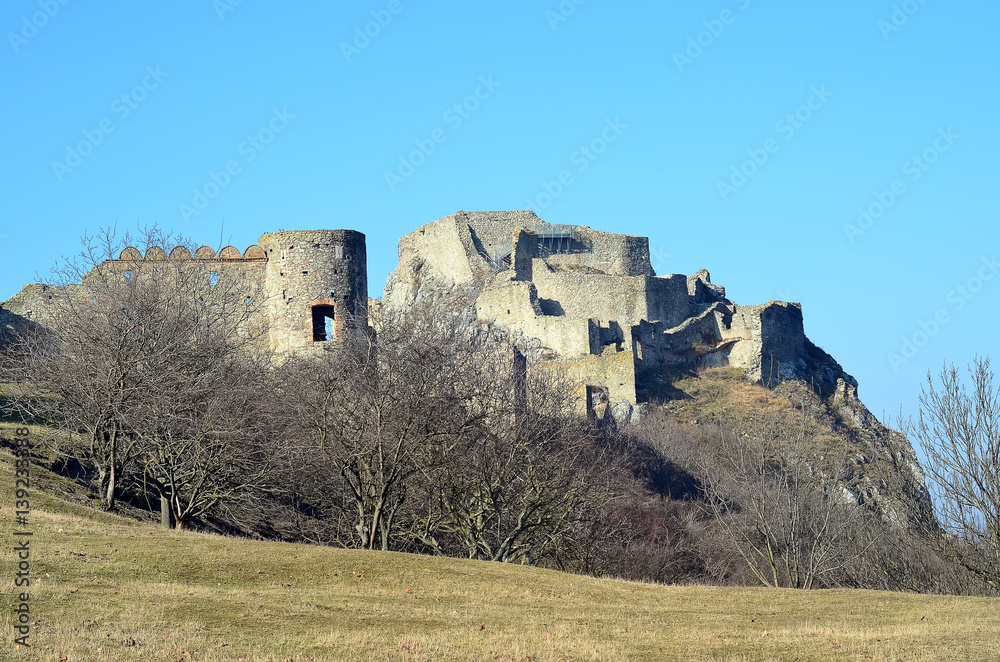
[511,228,537,282]
[3,232,368,358]
[258,230,367,354]
[1,244,270,333]
[475,280,591,357]
[462,210,542,259]
[384,215,481,309]
[408,216,478,282]
[540,227,652,277]
[534,349,637,416]
[0,283,80,329]
[530,269,689,328]
[644,275,690,328]
[723,301,806,383]
[531,268,644,323]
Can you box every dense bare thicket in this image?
[2,227,274,527]
[414,364,617,564]
[698,402,877,589]
[619,405,979,593]
[913,357,1000,591]
[277,303,485,550]
[275,299,623,565]
[129,305,274,530]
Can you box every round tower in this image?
[257,229,367,353]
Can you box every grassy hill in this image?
[2,431,998,662]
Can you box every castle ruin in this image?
[2,211,857,422]
[383,210,857,423]
[0,229,368,356]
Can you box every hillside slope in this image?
[1,442,997,662]
[652,368,933,527]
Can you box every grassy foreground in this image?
[1,441,998,661]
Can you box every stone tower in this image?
[258,229,368,353]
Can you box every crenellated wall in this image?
[2,231,368,358]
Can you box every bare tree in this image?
[279,296,620,564]
[414,371,614,565]
[137,352,274,530]
[914,357,1000,590]
[3,225,272,517]
[701,401,876,589]
[4,227,182,509]
[279,299,489,551]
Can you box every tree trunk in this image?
[99,465,117,511]
[160,495,175,529]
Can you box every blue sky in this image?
[1,0,997,426]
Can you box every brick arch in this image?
[218,245,241,260]
[243,245,266,259]
[145,246,167,260]
[193,246,217,259]
[119,246,142,261]
[168,246,192,260]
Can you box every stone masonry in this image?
[384,210,858,423]
[0,230,368,357]
[2,212,857,424]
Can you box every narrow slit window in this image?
[210,271,219,286]
[124,270,134,282]
[312,305,335,342]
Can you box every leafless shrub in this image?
[913,357,1000,592]
[3,225,273,525]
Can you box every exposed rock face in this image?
[383,211,862,421]
[777,377,933,526]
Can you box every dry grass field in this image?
[1,427,998,662]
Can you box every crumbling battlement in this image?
[384,210,855,423]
